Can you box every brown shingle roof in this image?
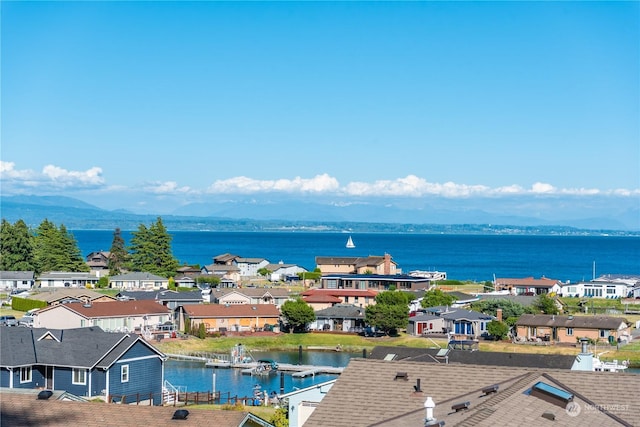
[304,358,640,427]
[182,303,280,318]
[0,391,271,427]
[516,314,628,329]
[40,300,170,318]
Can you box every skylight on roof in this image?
[530,381,574,408]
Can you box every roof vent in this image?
[172,409,189,420]
[394,372,408,381]
[37,390,53,400]
[83,303,92,308]
[541,411,556,421]
[482,384,499,395]
[451,401,470,412]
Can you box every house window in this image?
[326,279,337,289]
[600,330,606,338]
[606,288,615,294]
[20,367,32,383]
[121,365,129,383]
[566,328,573,336]
[72,368,87,385]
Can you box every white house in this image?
[0,271,35,291]
[235,257,270,277]
[633,285,640,299]
[108,272,169,290]
[37,271,100,288]
[266,262,308,282]
[560,281,631,299]
[278,380,336,427]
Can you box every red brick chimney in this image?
[384,253,391,275]
[496,308,503,322]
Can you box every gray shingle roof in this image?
[516,314,628,329]
[315,304,365,319]
[304,358,640,427]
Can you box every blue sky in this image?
[1,1,639,223]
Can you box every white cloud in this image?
[0,161,104,190]
[207,174,340,194]
[0,161,36,180]
[145,181,193,194]
[42,165,104,186]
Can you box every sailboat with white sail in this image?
[346,236,355,248]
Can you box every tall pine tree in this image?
[128,217,178,277]
[0,219,35,271]
[33,219,88,273]
[108,228,129,275]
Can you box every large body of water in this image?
[72,230,639,283]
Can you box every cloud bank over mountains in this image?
[1,161,638,230]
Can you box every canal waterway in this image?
[164,351,356,399]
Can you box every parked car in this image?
[19,310,36,327]
[0,315,18,327]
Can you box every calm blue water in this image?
[72,230,640,283]
[164,351,353,397]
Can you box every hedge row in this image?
[11,297,47,312]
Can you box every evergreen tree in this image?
[0,219,35,271]
[129,217,178,277]
[281,298,315,333]
[32,219,88,273]
[108,227,129,275]
[365,290,410,336]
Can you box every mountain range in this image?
[0,194,638,235]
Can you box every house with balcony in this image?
[320,273,431,291]
[33,300,171,333]
[494,276,563,295]
[302,288,378,310]
[178,303,280,334]
[315,254,398,275]
[0,326,165,404]
[309,304,366,333]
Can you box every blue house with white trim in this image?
[0,326,166,405]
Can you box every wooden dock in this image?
[166,354,343,376]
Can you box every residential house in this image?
[408,306,493,339]
[264,262,308,282]
[309,304,366,332]
[633,284,640,299]
[278,380,336,427]
[494,276,563,295]
[560,281,632,299]
[304,358,640,427]
[0,389,274,427]
[108,272,169,290]
[315,254,398,275]
[178,304,280,333]
[176,264,202,277]
[407,312,447,336]
[320,273,431,291]
[174,275,197,288]
[33,300,171,333]
[28,288,116,306]
[85,251,111,273]
[0,327,166,405]
[209,288,291,309]
[235,257,270,277]
[37,271,100,289]
[200,264,241,284]
[408,291,479,313]
[301,289,378,310]
[0,271,35,291]
[516,314,632,344]
[212,253,240,265]
[116,290,203,324]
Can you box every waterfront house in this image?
[37,271,100,289]
[315,254,398,275]
[28,288,116,306]
[85,251,111,273]
[302,288,378,310]
[494,276,562,295]
[407,312,446,336]
[407,306,493,339]
[0,389,274,427]
[320,273,431,291]
[304,358,640,427]
[178,303,280,333]
[0,271,35,291]
[210,287,291,309]
[559,281,632,299]
[33,300,171,333]
[309,304,366,332]
[108,272,169,290]
[117,289,203,324]
[278,380,336,427]
[264,262,308,282]
[515,314,631,344]
[0,327,166,404]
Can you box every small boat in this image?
[346,236,355,248]
[252,359,278,376]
